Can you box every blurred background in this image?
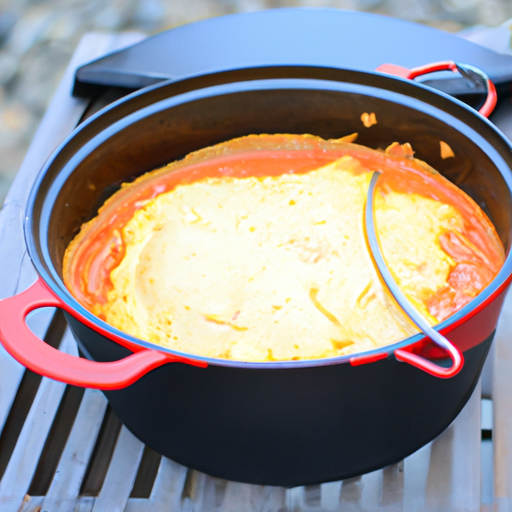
[0,0,511,203]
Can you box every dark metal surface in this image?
[73,9,512,102]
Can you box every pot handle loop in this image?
[376,61,497,118]
[364,172,464,379]
[394,344,463,379]
[0,279,206,390]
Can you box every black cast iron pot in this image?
[1,65,512,486]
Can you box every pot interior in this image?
[28,67,512,312]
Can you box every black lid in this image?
[73,8,512,101]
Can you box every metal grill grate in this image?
[0,31,511,512]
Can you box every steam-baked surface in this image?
[63,135,505,362]
[102,158,466,360]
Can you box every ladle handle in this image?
[394,345,463,378]
[377,60,497,118]
[0,279,206,390]
[364,171,464,379]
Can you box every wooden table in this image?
[0,32,511,512]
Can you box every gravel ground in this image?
[1,0,512,203]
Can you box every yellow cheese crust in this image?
[99,155,467,362]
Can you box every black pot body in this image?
[27,66,512,486]
[68,314,492,486]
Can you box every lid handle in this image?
[377,60,497,118]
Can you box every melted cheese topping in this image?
[100,155,467,361]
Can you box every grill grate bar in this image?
[490,300,512,508]
[144,455,188,510]
[80,404,123,497]
[172,468,240,512]
[40,388,108,510]
[75,496,96,512]
[0,330,75,511]
[319,481,343,510]
[123,498,153,512]
[92,425,145,512]
[0,298,55,442]
[18,495,44,512]
[0,363,45,483]
[353,467,384,511]
[28,384,86,496]
[381,462,405,509]
[218,479,287,512]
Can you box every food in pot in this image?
[63,134,505,362]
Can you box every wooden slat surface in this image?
[485,98,512,512]
[0,31,146,512]
[40,388,108,512]
[0,30,511,512]
[491,291,512,512]
[92,427,145,512]
[0,332,72,512]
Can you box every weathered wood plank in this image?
[40,387,108,512]
[320,481,343,511]
[492,287,512,511]
[115,457,189,512]
[180,470,210,512]
[477,66,512,512]
[402,442,432,511]
[124,498,152,512]
[449,379,482,511]
[0,303,55,436]
[146,456,188,511]
[359,469,384,511]
[424,379,482,512]
[91,426,145,512]
[339,475,365,511]
[380,462,404,511]
[75,496,96,512]
[0,332,74,511]
[190,473,228,512]
[219,481,286,512]
[17,495,44,512]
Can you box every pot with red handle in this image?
[1,64,511,486]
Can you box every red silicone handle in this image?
[0,279,207,390]
[376,60,497,118]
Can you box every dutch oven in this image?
[1,62,512,487]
